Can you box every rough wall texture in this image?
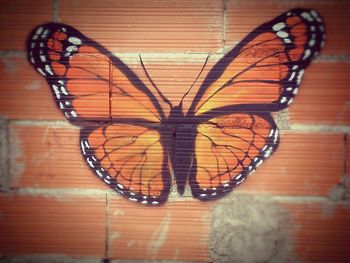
[0,0,349,262]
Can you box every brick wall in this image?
[0,0,349,262]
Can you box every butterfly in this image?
[26,8,325,205]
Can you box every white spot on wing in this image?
[256,159,263,167]
[87,157,94,168]
[80,140,86,155]
[309,39,315,47]
[96,170,103,177]
[66,45,78,53]
[60,86,68,95]
[288,72,296,81]
[280,97,287,103]
[42,29,50,37]
[84,141,90,148]
[52,85,61,99]
[297,70,305,85]
[303,49,311,60]
[277,31,288,38]
[37,68,46,76]
[68,37,82,45]
[104,179,111,184]
[45,65,53,75]
[272,22,286,31]
[36,26,44,35]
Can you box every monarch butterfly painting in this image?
[26,8,325,205]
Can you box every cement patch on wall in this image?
[210,193,294,263]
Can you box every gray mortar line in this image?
[53,0,60,23]
[9,119,350,133]
[9,119,78,128]
[317,54,350,62]
[344,133,348,176]
[0,51,25,58]
[104,193,110,261]
[3,187,340,204]
[0,119,10,190]
[290,124,350,133]
[222,0,227,53]
[1,49,350,62]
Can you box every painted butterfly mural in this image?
[26,8,325,205]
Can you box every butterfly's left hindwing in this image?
[80,124,171,205]
[190,113,278,200]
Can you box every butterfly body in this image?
[27,8,325,205]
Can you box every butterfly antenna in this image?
[139,54,173,108]
[179,55,209,107]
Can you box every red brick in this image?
[284,202,350,262]
[0,0,52,50]
[9,124,344,197]
[0,56,62,120]
[238,132,344,196]
[0,194,106,256]
[226,0,350,55]
[289,62,350,125]
[0,54,110,121]
[108,198,212,261]
[9,124,109,190]
[59,0,223,53]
